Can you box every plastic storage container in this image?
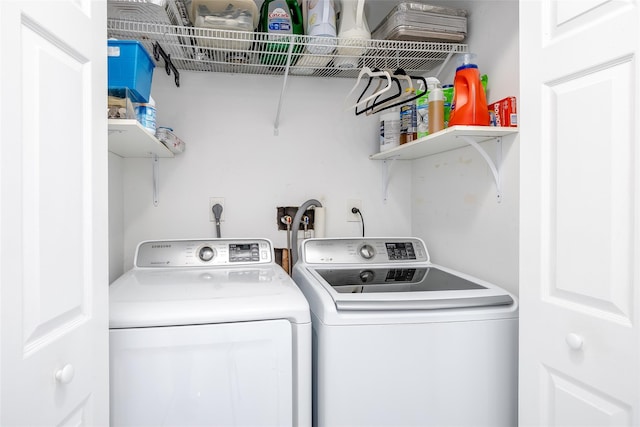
[108,40,155,103]
[108,88,136,120]
[188,0,258,27]
[156,127,186,153]
[135,96,156,135]
[107,0,190,26]
[379,107,400,152]
[187,0,259,53]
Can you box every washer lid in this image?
[307,265,513,311]
[109,265,310,328]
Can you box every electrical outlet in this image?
[209,197,225,222]
[347,199,362,222]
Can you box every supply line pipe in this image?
[281,215,293,274]
[291,199,323,265]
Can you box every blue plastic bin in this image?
[108,40,155,103]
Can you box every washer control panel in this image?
[135,239,272,267]
[302,238,429,264]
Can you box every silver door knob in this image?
[55,364,75,384]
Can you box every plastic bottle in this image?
[399,89,417,145]
[303,0,337,54]
[448,53,490,126]
[428,86,444,134]
[135,96,156,135]
[442,84,454,127]
[379,107,400,152]
[334,0,370,69]
[415,80,429,139]
[258,0,304,65]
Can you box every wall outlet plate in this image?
[347,199,362,222]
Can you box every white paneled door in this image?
[520,0,639,425]
[0,1,109,425]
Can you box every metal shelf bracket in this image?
[152,154,159,207]
[381,157,400,203]
[458,135,503,202]
[153,42,180,87]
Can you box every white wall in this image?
[109,152,124,283]
[111,72,413,274]
[411,0,520,296]
[108,0,521,298]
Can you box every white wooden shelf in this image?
[370,125,518,203]
[369,126,518,160]
[108,119,173,158]
[108,119,175,207]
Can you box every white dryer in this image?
[109,238,311,427]
[292,237,518,427]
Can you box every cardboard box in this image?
[488,96,517,127]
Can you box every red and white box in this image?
[488,96,517,127]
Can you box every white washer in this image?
[109,238,311,427]
[292,237,518,427]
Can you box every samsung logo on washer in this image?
[151,244,171,249]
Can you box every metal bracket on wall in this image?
[153,42,180,87]
[152,154,159,207]
[381,157,400,203]
[457,135,503,202]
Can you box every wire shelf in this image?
[107,18,468,79]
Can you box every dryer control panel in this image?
[135,239,273,267]
[301,238,429,264]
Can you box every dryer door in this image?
[110,319,293,426]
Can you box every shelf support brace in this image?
[434,50,455,79]
[381,157,399,203]
[152,154,160,207]
[153,42,180,87]
[458,135,502,202]
[273,37,297,136]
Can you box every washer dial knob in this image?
[198,246,215,262]
[358,244,376,260]
[359,270,375,283]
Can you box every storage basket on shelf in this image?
[107,39,155,103]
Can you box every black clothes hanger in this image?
[367,70,429,114]
[354,68,403,116]
[355,77,403,116]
